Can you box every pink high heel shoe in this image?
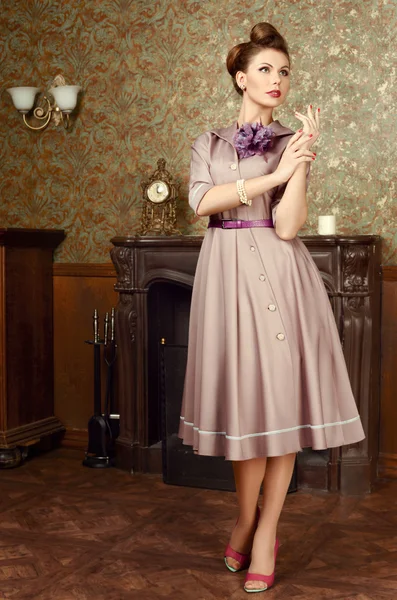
[243,538,280,593]
[224,506,260,573]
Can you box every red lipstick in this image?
[266,90,281,98]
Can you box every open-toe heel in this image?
[224,545,251,572]
[243,538,280,593]
[224,506,260,573]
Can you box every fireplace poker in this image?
[83,308,112,469]
[104,308,117,417]
[93,309,101,416]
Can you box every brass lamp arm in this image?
[21,95,69,131]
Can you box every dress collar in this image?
[210,120,294,145]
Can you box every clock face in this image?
[146,180,170,204]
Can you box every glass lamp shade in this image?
[49,85,81,114]
[6,87,40,114]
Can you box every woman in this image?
[179,22,365,593]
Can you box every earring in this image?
[240,84,246,91]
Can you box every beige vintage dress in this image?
[178,120,365,461]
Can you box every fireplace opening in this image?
[147,280,297,492]
[147,282,191,447]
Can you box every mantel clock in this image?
[140,158,180,235]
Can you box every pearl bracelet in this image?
[236,179,252,206]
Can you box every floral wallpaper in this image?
[0,0,395,263]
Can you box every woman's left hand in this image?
[295,105,320,149]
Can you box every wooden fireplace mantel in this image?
[110,234,382,494]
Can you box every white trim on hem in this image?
[179,415,360,441]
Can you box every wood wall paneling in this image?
[379,266,397,478]
[53,263,118,447]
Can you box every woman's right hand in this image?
[274,130,316,183]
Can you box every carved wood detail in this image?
[342,245,370,312]
[342,245,369,291]
[110,246,135,291]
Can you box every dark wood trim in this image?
[115,436,136,472]
[115,443,163,475]
[111,234,382,248]
[382,265,397,281]
[61,429,88,449]
[0,227,65,248]
[379,268,397,479]
[111,235,203,249]
[378,452,397,478]
[0,416,65,447]
[53,263,116,278]
[0,247,6,432]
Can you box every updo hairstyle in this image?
[226,23,290,96]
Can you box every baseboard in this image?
[0,416,65,447]
[378,452,397,478]
[61,428,88,449]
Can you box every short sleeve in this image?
[188,132,214,215]
[271,162,311,225]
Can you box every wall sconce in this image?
[6,75,81,131]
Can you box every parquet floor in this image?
[0,448,396,600]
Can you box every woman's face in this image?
[237,48,290,108]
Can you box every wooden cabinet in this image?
[0,228,65,465]
[110,234,382,494]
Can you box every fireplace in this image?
[110,234,381,494]
[149,283,298,492]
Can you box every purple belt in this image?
[208,219,274,229]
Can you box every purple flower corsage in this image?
[233,122,275,160]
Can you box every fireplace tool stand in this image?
[83,308,118,468]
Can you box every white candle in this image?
[318,215,336,235]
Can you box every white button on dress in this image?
[268,304,276,311]
[259,274,266,281]
[250,246,255,252]
[276,333,285,341]
[230,163,237,170]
